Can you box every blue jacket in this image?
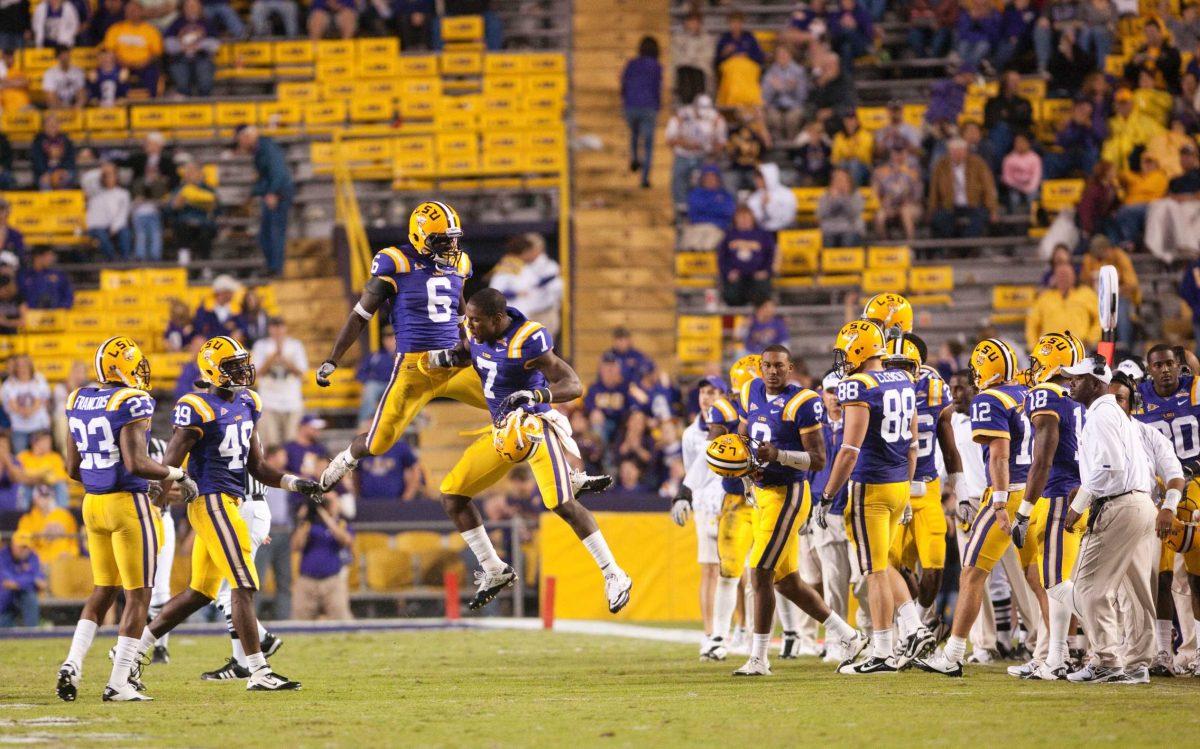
[20,268,73,309]
[0,547,43,592]
[1180,261,1200,324]
[687,183,736,227]
[251,137,294,198]
[620,56,662,111]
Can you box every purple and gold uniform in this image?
[838,368,916,574]
[173,390,263,599]
[1025,381,1085,587]
[1137,374,1200,575]
[66,386,161,590]
[706,394,755,579]
[739,378,823,580]
[440,310,575,509]
[890,366,949,571]
[364,244,486,455]
[961,383,1032,572]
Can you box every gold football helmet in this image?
[1029,331,1085,384]
[94,336,151,390]
[970,338,1019,390]
[197,336,255,388]
[492,410,545,463]
[728,354,762,394]
[833,320,885,377]
[862,292,913,334]
[706,433,757,478]
[409,200,463,268]
[1166,496,1199,554]
[883,332,922,373]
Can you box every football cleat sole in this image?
[467,566,517,611]
[56,668,77,702]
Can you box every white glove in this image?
[177,475,199,503]
[316,360,336,387]
[813,498,829,530]
[956,498,975,528]
[900,502,913,525]
[670,499,691,526]
[427,348,465,369]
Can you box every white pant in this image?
[694,510,719,565]
[809,514,852,621]
[151,507,176,608]
[216,500,273,613]
[795,530,822,648]
[1144,198,1200,263]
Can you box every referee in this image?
[1062,357,1158,684]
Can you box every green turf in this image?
[1,629,1196,747]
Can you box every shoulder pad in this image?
[847,372,878,388]
[783,388,818,421]
[66,387,82,410]
[177,393,216,422]
[739,378,757,412]
[712,397,738,422]
[979,387,1018,410]
[245,390,263,412]
[456,251,473,277]
[107,388,150,411]
[507,321,545,358]
[1191,377,1200,406]
[1034,382,1067,397]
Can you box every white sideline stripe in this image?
[468,618,708,645]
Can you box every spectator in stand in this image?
[2,356,50,453]
[620,35,662,191]
[1048,27,1094,98]
[1103,88,1166,174]
[164,297,197,351]
[1146,144,1200,262]
[164,0,218,97]
[1041,243,1077,287]
[0,133,12,190]
[1033,0,1083,74]
[637,364,680,422]
[983,70,1034,173]
[606,326,654,385]
[959,120,995,168]
[1173,73,1200,133]
[103,0,163,97]
[1109,152,1168,247]
[828,0,874,71]
[251,0,299,38]
[0,252,25,335]
[285,415,330,495]
[201,0,245,37]
[16,483,76,556]
[831,110,873,186]
[671,10,714,104]
[873,100,921,159]
[713,10,764,71]
[808,49,857,118]
[871,145,923,240]
[236,285,269,346]
[993,0,1037,71]
[665,94,726,211]
[42,44,85,107]
[356,421,419,503]
[236,124,294,277]
[717,204,775,307]
[955,0,1001,73]
[1179,255,1200,350]
[818,168,865,246]
[0,533,44,627]
[1077,159,1121,243]
[1133,69,1173,129]
[1045,99,1102,179]
[173,335,204,399]
[586,353,636,444]
[125,134,176,264]
[1080,234,1140,349]
[392,0,431,52]
[792,118,832,186]
[724,109,768,192]
[16,433,69,508]
[0,198,23,258]
[570,410,605,476]
[613,409,658,483]
[747,162,796,232]
[1124,17,1182,94]
[1078,0,1115,65]
[928,137,998,239]
[19,247,72,310]
[85,46,129,106]
[192,273,241,339]
[31,0,78,47]
[255,444,292,618]
[906,0,956,59]
[355,335,395,423]
[252,316,308,448]
[0,46,30,114]
[715,34,763,110]
[1025,263,1100,350]
[83,160,131,259]
[31,112,75,190]
[1001,132,1042,213]
[0,0,30,51]
[84,0,123,46]
[743,298,789,352]
[682,165,735,251]
[167,159,218,260]
[924,64,974,129]
[291,491,353,621]
[307,0,356,39]
[1146,116,1197,180]
[488,233,563,337]
[608,458,650,500]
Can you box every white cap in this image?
[212,274,241,294]
[0,250,18,269]
[1116,359,1144,381]
[822,372,842,392]
[693,94,714,111]
[1062,356,1112,384]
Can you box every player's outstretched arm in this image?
[246,428,323,499]
[506,350,582,409]
[318,279,393,386]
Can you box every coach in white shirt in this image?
[1063,357,1158,683]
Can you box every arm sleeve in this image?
[1150,427,1184,483]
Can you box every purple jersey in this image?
[1136,374,1200,464]
[837,369,916,484]
[740,378,823,487]
[970,383,1032,487]
[812,414,848,513]
[913,366,949,482]
[470,307,552,421]
[1025,381,1082,498]
[65,386,155,494]
[370,244,472,356]
[706,393,748,495]
[172,389,262,498]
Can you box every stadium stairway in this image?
[570,0,677,380]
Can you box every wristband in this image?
[948,472,964,489]
[990,489,1009,507]
[1163,487,1183,513]
[776,450,811,470]
[353,303,372,320]
[1017,500,1035,517]
[164,466,185,482]
[1070,489,1094,515]
[839,444,861,454]
[281,474,301,492]
[532,387,552,404]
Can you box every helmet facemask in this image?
[832,349,850,379]
[131,356,151,390]
[425,229,462,269]
[218,352,256,389]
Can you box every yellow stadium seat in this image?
[347,138,393,166]
[1040,179,1085,213]
[481,149,521,174]
[72,290,103,311]
[24,309,65,332]
[21,47,54,70]
[525,74,566,98]
[437,111,476,131]
[481,94,518,113]
[359,79,400,98]
[992,285,1039,311]
[524,53,565,74]
[33,357,72,382]
[438,151,480,174]
[867,245,911,269]
[440,51,483,75]
[485,53,522,75]
[436,132,476,154]
[357,37,399,60]
[364,548,413,591]
[958,95,985,126]
[49,556,93,598]
[215,101,256,131]
[792,187,823,216]
[1016,78,1047,102]
[350,96,395,123]
[398,55,438,77]
[274,40,314,67]
[316,39,354,62]
[54,108,84,133]
[236,41,273,67]
[857,106,888,132]
[777,229,821,275]
[85,107,128,132]
[356,37,400,77]
[678,337,721,363]
[861,267,908,294]
[441,15,484,43]
[821,247,865,273]
[909,265,954,293]
[316,58,353,80]
[675,251,716,277]
[525,112,559,130]
[483,75,523,97]
[130,105,171,131]
[0,336,26,359]
[678,315,721,338]
[278,81,320,102]
[353,531,392,556]
[173,104,214,130]
[524,149,565,173]
[903,104,926,129]
[481,111,524,131]
[99,269,140,291]
[817,274,861,288]
[70,46,97,69]
[2,110,41,138]
[259,101,302,130]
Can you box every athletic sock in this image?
[336,447,359,468]
[64,619,97,673]
[945,635,968,663]
[871,628,894,659]
[1156,620,1174,653]
[775,592,800,633]
[897,600,923,634]
[823,612,855,642]
[107,636,139,690]
[148,605,168,649]
[581,531,617,573]
[751,632,771,661]
[1046,595,1073,670]
[461,526,506,573]
[257,621,269,640]
[138,626,156,655]
[993,595,1012,646]
[712,577,740,641]
[246,651,267,673]
[221,610,246,668]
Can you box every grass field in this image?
[2,627,1198,747]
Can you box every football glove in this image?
[956,499,974,528]
[427,348,467,369]
[316,360,337,387]
[1011,512,1030,548]
[813,495,831,530]
[499,390,537,415]
[670,485,692,526]
[283,474,324,501]
[177,475,199,503]
[900,502,913,526]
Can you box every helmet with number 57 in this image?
[95,336,151,390]
[970,338,1020,390]
[832,320,885,378]
[409,200,463,269]
[197,336,255,389]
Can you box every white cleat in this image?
[732,656,772,676]
[1122,666,1150,684]
[912,649,963,677]
[797,643,822,658]
[468,565,517,610]
[700,637,728,662]
[102,683,152,702]
[966,648,998,665]
[838,655,900,675]
[1067,662,1124,683]
[247,667,301,691]
[319,450,358,491]
[1029,663,1068,681]
[1007,659,1041,678]
[838,631,870,667]
[570,471,613,497]
[604,568,633,613]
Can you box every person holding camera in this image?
[290,489,354,621]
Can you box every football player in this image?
[1135,343,1200,677]
[428,289,631,613]
[918,338,1033,677]
[138,337,322,691]
[56,337,199,702]
[1009,332,1087,680]
[817,321,929,674]
[723,345,866,676]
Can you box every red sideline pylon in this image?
[542,576,556,630]
[445,570,460,621]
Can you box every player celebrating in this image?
[1009,332,1086,680]
[56,337,199,702]
[430,289,631,613]
[138,337,321,691]
[918,338,1033,676]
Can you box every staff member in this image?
[1063,357,1159,684]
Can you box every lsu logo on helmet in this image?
[95,336,151,390]
[729,354,762,393]
[492,411,545,463]
[862,293,913,334]
[832,320,885,377]
[1166,496,1200,553]
[1029,331,1084,384]
[706,433,757,477]
[197,336,255,388]
[970,338,1019,390]
[409,200,463,268]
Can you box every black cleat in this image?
[151,645,170,665]
[838,656,899,674]
[247,668,301,691]
[779,631,799,659]
[261,632,283,658]
[56,665,78,702]
[201,657,251,681]
[468,565,517,610]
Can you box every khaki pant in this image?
[292,569,352,621]
[258,408,302,450]
[1072,493,1157,669]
